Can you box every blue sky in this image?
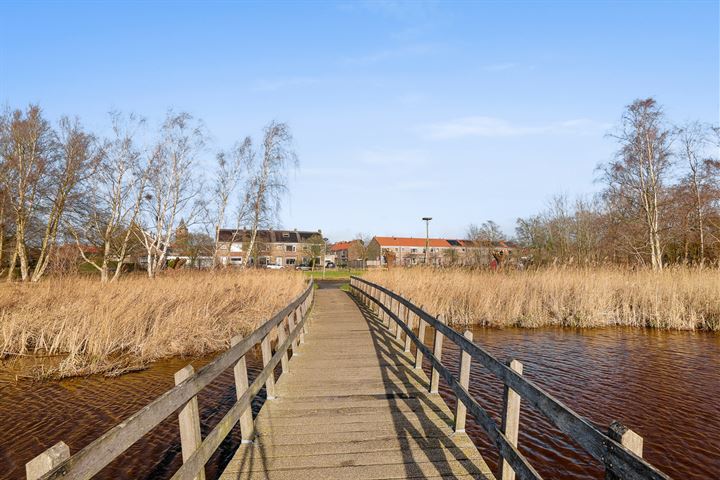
[1,1,718,242]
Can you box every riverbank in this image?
[0,270,306,378]
[363,267,720,330]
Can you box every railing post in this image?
[403,307,413,352]
[289,311,300,354]
[395,301,404,342]
[297,308,306,344]
[261,334,277,400]
[389,297,397,334]
[231,335,255,443]
[605,421,644,480]
[174,365,206,480]
[277,317,290,373]
[26,442,69,480]
[414,306,427,370]
[430,315,445,394]
[454,330,473,432]
[499,359,524,480]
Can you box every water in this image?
[1,328,717,479]
[430,327,720,479]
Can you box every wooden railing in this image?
[350,276,672,480]
[25,280,315,480]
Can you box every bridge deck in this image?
[219,288,494,480]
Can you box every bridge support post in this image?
[454,330,473,432]
[26,441,69,480]
[605,421,644,480]
[499,359,524,480]
[231,335,255,443]
[430,315,445,393]
[174,365,207,480]
[261,335,277,400]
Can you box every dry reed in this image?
[0,270,306,377]
[363,267,720,331]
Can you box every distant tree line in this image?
[0,104,296,282]
[512,98,719,269]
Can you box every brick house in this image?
[368,236,513,267]
[216,228,324,267]
[330,240,365,267]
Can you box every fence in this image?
[350,276,672,480]
[25,280,315,480]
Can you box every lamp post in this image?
[322,237,329,279]
[422,217,432,265]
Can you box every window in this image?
[230,243,242,252]
[285,258,296,265]
[286,245,296,252]
[411,248,417,253]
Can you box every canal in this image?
[1,327,717,479]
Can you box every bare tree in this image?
[2,105,54,281]
[602,98,673,271]
[71,112,148,282]
[242,121,297,267]
[676,121,716,266]
[211,137,252,268]
[30,117,102,282]
[139,111,206,278]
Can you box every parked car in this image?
[325,261,336,269]
[266,263,283,270]
[295,263,311,271]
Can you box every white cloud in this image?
[425,116,610,140]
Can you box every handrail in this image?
[28,280,315,480]
[350,276,672,480]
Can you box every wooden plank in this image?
[221,288,495,480]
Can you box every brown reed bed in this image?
[363,267,720,331]
[0,270,306,377]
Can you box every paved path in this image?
[220,288,494,480]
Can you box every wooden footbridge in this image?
[27,278,672,480]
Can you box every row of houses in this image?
[331,236,514,268]
[213,229,514,268]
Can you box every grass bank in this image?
[303,268,365,280]
[0,270,306,377]
[363,267,720,330]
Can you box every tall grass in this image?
[363,267,720,330]
[0,270,306,377]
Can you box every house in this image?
[368,236,513,267]
[330,239,365,267]
[216,228,325,267]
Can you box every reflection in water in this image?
[1,329,718,479]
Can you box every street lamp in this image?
[422,217,432,265]
[322,237,329,280]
